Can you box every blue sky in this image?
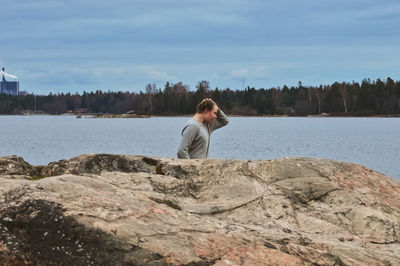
[1,0,400,94]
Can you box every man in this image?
[177,98,229,159]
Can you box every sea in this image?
[0,115,399,181]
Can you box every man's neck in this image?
[193,113,204,123]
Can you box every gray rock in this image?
[0,154,399,265]
[0,156,38,178]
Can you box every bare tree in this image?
[145,83,157,115]
[196,80,210,94]
[339,82,348,113]
[307,87,313,105]
[173,82,189,95]
[271,88,281,112]
[315,87,322,114]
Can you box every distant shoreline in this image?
[1,113,400,118]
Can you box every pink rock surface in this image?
[1,154,399,265]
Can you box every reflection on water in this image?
[0,116,399,180]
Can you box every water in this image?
[0,116,399,181]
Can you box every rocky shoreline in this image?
[1,154,399,265]
[85,113,151,118]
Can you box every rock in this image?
[0,156,38,178]
[92,114,150,118]
[0,154,399,265]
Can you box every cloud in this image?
[1,0,400,94]
[21,68,98,87]
[229,66,271,80]
[135,66,175,81]
[354,4,400,20]
[229,68,250,78]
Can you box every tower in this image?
[1,67,5,82]
[1,67,19,95]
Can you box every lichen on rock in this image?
[1,154,399,265]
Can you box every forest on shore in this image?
[1,78,400,116]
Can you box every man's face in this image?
[203,105,218,123]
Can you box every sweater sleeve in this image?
[210,109,229,132]
[177,124,198,159]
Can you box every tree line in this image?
[1,78,400,116]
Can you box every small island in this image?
[77,113,150,118]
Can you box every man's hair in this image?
[197,98,216,113]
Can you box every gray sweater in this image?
[177,109,229,159]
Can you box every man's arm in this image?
[210,109,229,132]
[177,125,198,159]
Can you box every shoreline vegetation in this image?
[1,112,400,118]
[1,78,400,117]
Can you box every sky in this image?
[1,0,400,94]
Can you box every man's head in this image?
[197,98,218,123]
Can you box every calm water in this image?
[0,116,399,181]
